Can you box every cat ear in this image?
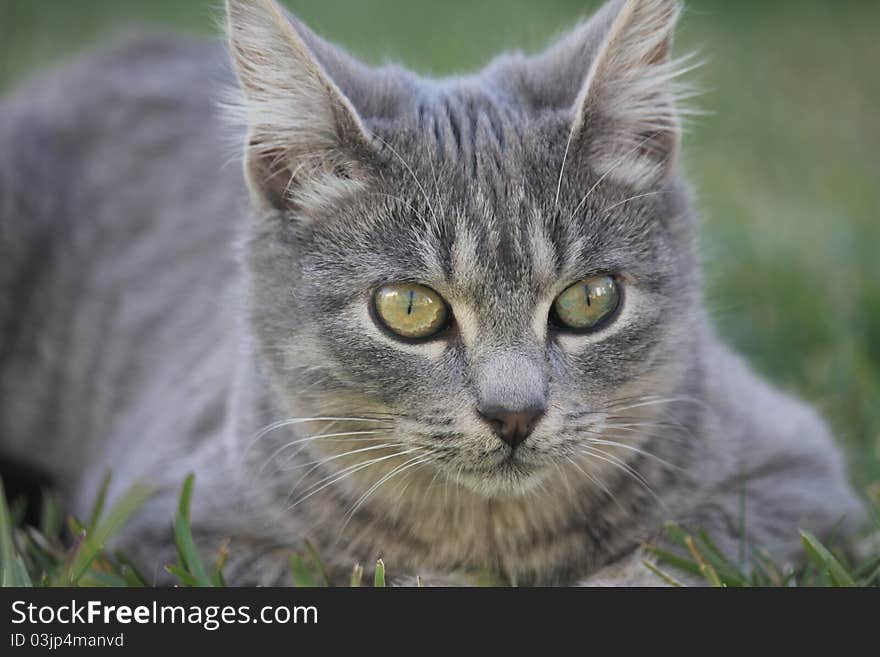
[225,0,376,212]
[509,0,690,189]
[570,0,687,188]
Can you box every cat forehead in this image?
[314,167,654,301]
[351,108,651,278]
[366,84,567,179]
[298,77,676,298]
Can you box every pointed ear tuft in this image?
[225,0,374,212]
[571,0,693,189]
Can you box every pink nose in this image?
[478,406,544,448]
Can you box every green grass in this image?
[2,473,877,587]
[644,522,880,587]
[0,474,395,587]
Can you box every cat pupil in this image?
[406,290,414,315]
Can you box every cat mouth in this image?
[460,446,536,471]
[449,449,548,495]
[493,455,537,477]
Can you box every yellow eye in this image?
[552,275,620,331]
[373,283,450,340]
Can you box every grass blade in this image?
[39,490,62,540]
[113,551,148,587]
[643,543,701,577]
[172,474,212,587]
[350,563,363,587]
[685,535,724,587]
[695,529,750,586]
[800,530,856,587]
[305,540,329,587]
[63,481,153,585]
[165,564,199,586]
[0,479,32,587]
[289,553,317,587]
[642,559,685,587]
[87,470,112,535]
[212,539,230,587]
[374,559,386,587]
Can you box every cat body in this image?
[0,0,863,585]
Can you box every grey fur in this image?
[0,0,864,586]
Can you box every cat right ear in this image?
[225,0,376,213]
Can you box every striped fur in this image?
[0,0,863,585]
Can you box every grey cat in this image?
[0,0,865,585]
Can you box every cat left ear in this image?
[570,0,688,189]
[226,0,376,212]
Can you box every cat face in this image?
[230,0,700,496]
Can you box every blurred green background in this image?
[1,1,878,491]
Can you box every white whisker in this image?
[577,445,666,510]
[374,135,440,225]
[585,437,684,472]
[569,130,665,220]
[246,416,392,448]
[608,395,707,414]
[285,448,422,510]
[342,452,436,529]
[260,430,391,474]
[277,440,400,475]
[564,456,624,513]
[603,190,666,213]
[554,127,575,208]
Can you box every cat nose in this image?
[478,405,545,448]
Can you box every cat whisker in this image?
[257,432,395,485]
[272,439,400,476]
[247,416,393,446]
[606,420,695,437]
[386,466,423,518]
[374,135,440,225]
[341,451,437,530]
[552,460,575,500]
[566,394,704,426]
[583,436,685,472]
[603,412,694,426]
[246,418,394,474]
[554,127,576,208]
[606,392,695,405]
[363,192,429,224]
[281,440,406,499]
[563,456,625,513]
[285,448,423,510]
[424,140,446,219]
[603,190,667,213]
[262,425,390,454]
[569,130,665,220]
[566,416,693,442]
[575,445,666,509]
[606,394,708,414]
[594,424,693,445]
[272,434,405,474]
[421,464,446,504]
